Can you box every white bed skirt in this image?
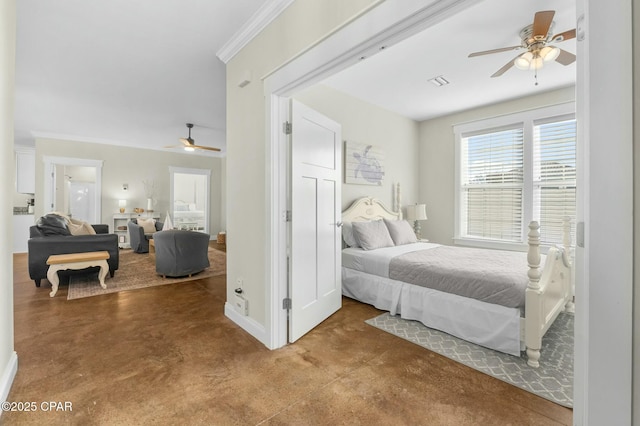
[342,267,523,356]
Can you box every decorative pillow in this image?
[384,218,417,245]
[36,213,71,236]
[68,218,96,236]
[342,222,359,247]
[352,220,394,251]
[138,217,157,234]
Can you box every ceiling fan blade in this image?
[191,145,221,152]
[491,56,519,78]
[532,10,555,39]
[551,29,576,43]
[179,138,193,146]
[468,45,521,58]
[555,49,576,65]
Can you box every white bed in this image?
[342,196,573,367]
[173,201,205,230]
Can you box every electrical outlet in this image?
[233,293,248,316]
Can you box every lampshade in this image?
[514,51,534,70]
[540,46,560,62]
[118,200,126,208]
[406,204,427,221]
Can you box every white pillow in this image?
[68,218,97,235]
[138,217,157,234]
[342,221,359,247]
[352,220,395,251]
[383,218,417,245]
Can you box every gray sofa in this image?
[28,214,119,287]
[154,230,210,277]
[128,218,163,253]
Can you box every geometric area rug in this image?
[67,248,226,300]
[366,312,574,408]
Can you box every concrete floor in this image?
[3,249,571,425]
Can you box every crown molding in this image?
[216,0,295,64]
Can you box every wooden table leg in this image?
[97,260,108,289]
[47,266,61,297]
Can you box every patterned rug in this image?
[366,312,574,408]
[67,248,226,300]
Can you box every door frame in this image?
[262,0,487,350]
[263,2,633,421]
[43,156,103,223]
[169,166,211,234]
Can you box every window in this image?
[454,104,576,249]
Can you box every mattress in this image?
[343,242,531,310]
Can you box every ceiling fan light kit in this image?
[514,46,559,71]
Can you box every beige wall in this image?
[418,86,576,245]
[34,139,224,236]
[0,0,16,402]
[293,84,419,212]
[226,0,379,327]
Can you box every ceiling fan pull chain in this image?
[534,70,539,86]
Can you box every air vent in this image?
[428,75,450,87]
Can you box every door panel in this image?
[289,100,342,342]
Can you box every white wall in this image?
[418,86,575,245]
[226,0,379,330]
[294,84,419,212]
[34,139,224,237]
[0,0,17,405]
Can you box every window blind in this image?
[461,127,524,242]
[533,119,577,245]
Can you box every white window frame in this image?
[453,102,575,251]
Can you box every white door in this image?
[289,100,342,342]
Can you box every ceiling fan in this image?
[468,10,576,79]
[165,123,221,152]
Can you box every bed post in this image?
[563,216,575,313]
[525,221,542,368]
[395,182,402,219]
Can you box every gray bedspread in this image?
[388,246,534,309]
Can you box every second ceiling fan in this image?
[469,10,576,78]
[166,123,221,152]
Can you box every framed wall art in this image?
[344,141,385,186]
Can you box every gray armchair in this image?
[128,218,163,253]
[154,230,210,277]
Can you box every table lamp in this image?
[118,199,127,213]
[406,203,427,240]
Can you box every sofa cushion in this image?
[36,214,71,236]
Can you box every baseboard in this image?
[224,302,270,348]
[0,351,17,407]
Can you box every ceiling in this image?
[14,0,576,156]
[324,0,576,121]
[14,0,267,155]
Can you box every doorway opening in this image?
[169,167,211,234]
[43,156,103,223]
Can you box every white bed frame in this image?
[342,193,573,368]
